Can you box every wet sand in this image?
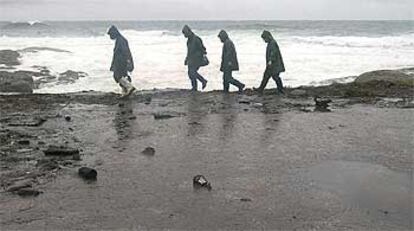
[0,90,413,230]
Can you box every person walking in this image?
[218,30,245,93]
[108,25,136,97]
[254,30,285,95]
[182,25,208,91]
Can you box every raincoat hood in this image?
[107,25,121,39]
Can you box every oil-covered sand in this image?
[0,89,413,230]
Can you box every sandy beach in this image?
[0,75,413,230]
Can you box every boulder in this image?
[0,71,34,93]
[0,50,20,66]
[78,167,97,180]
[355,70,414,85]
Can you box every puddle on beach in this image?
[308,161,413,226]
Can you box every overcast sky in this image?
[0,0,413,21]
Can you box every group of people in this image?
[107,25,285,97]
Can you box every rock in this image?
[6,179,33,192]
[64,115,72,122]
[17,140,30,145]
[36,159,59,171]
[355,70,414,85]
[144,96,152,105]
[0,71,34,93]
[314,96,332,112]
[153,113,178,120]
[72,152,81,161]
[128,116,137,120]
[142,147,155,156]
[57,70,87,85]
[240,198,252,202]
[193,175,212,191]
[16,188,42,197]
[290,89,307,97]
[238,99,250,104]
[0,50,20,66]
[78,167,97,180]
[44,145,79,156]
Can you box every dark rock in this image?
[153,113,176,120]
[16,188,42,197]
[193,175,212,191]
[17,140,30,145]
[238,100,250,105]
[72,152,81,161]
[64,115,71,122]
[240,198,252,202]
[142,147,155,156]
[6,179,33,192]
[57,70,87,85]
[0,71,34,93]
[78,167,97,180]
[0,50,20,66]
[44,145,79,156]
[314,96,332,112]
[128,116,137,120]
[144,96,152,105]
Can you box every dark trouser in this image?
[223,70,244,92]
[258,68,284,93]
[188,66,207,91]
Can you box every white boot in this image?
[119,77,136,97]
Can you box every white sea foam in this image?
[0,29,413,93]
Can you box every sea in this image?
[0,20,413,93]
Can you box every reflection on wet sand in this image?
[113,99,134,142]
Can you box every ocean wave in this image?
[19,47,71,53]
[289,35,414,49]
[2,21,50,30]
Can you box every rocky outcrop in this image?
[58,70,87,85]
[0,71,34,93]
[0,50,20,66]
[355,69,414,85]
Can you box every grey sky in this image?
[0,0,412,21]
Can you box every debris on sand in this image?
[44,145,80,156]
[6,179,33,192]
[314,96,332,112]
[36,159,59,171]
[153,112,180,120]
[193,175,212,191]
[78,167,97,180]
[16,188,42,197]
[141,147,155,156]
[64,115,72,121]
[2,116,47,127]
